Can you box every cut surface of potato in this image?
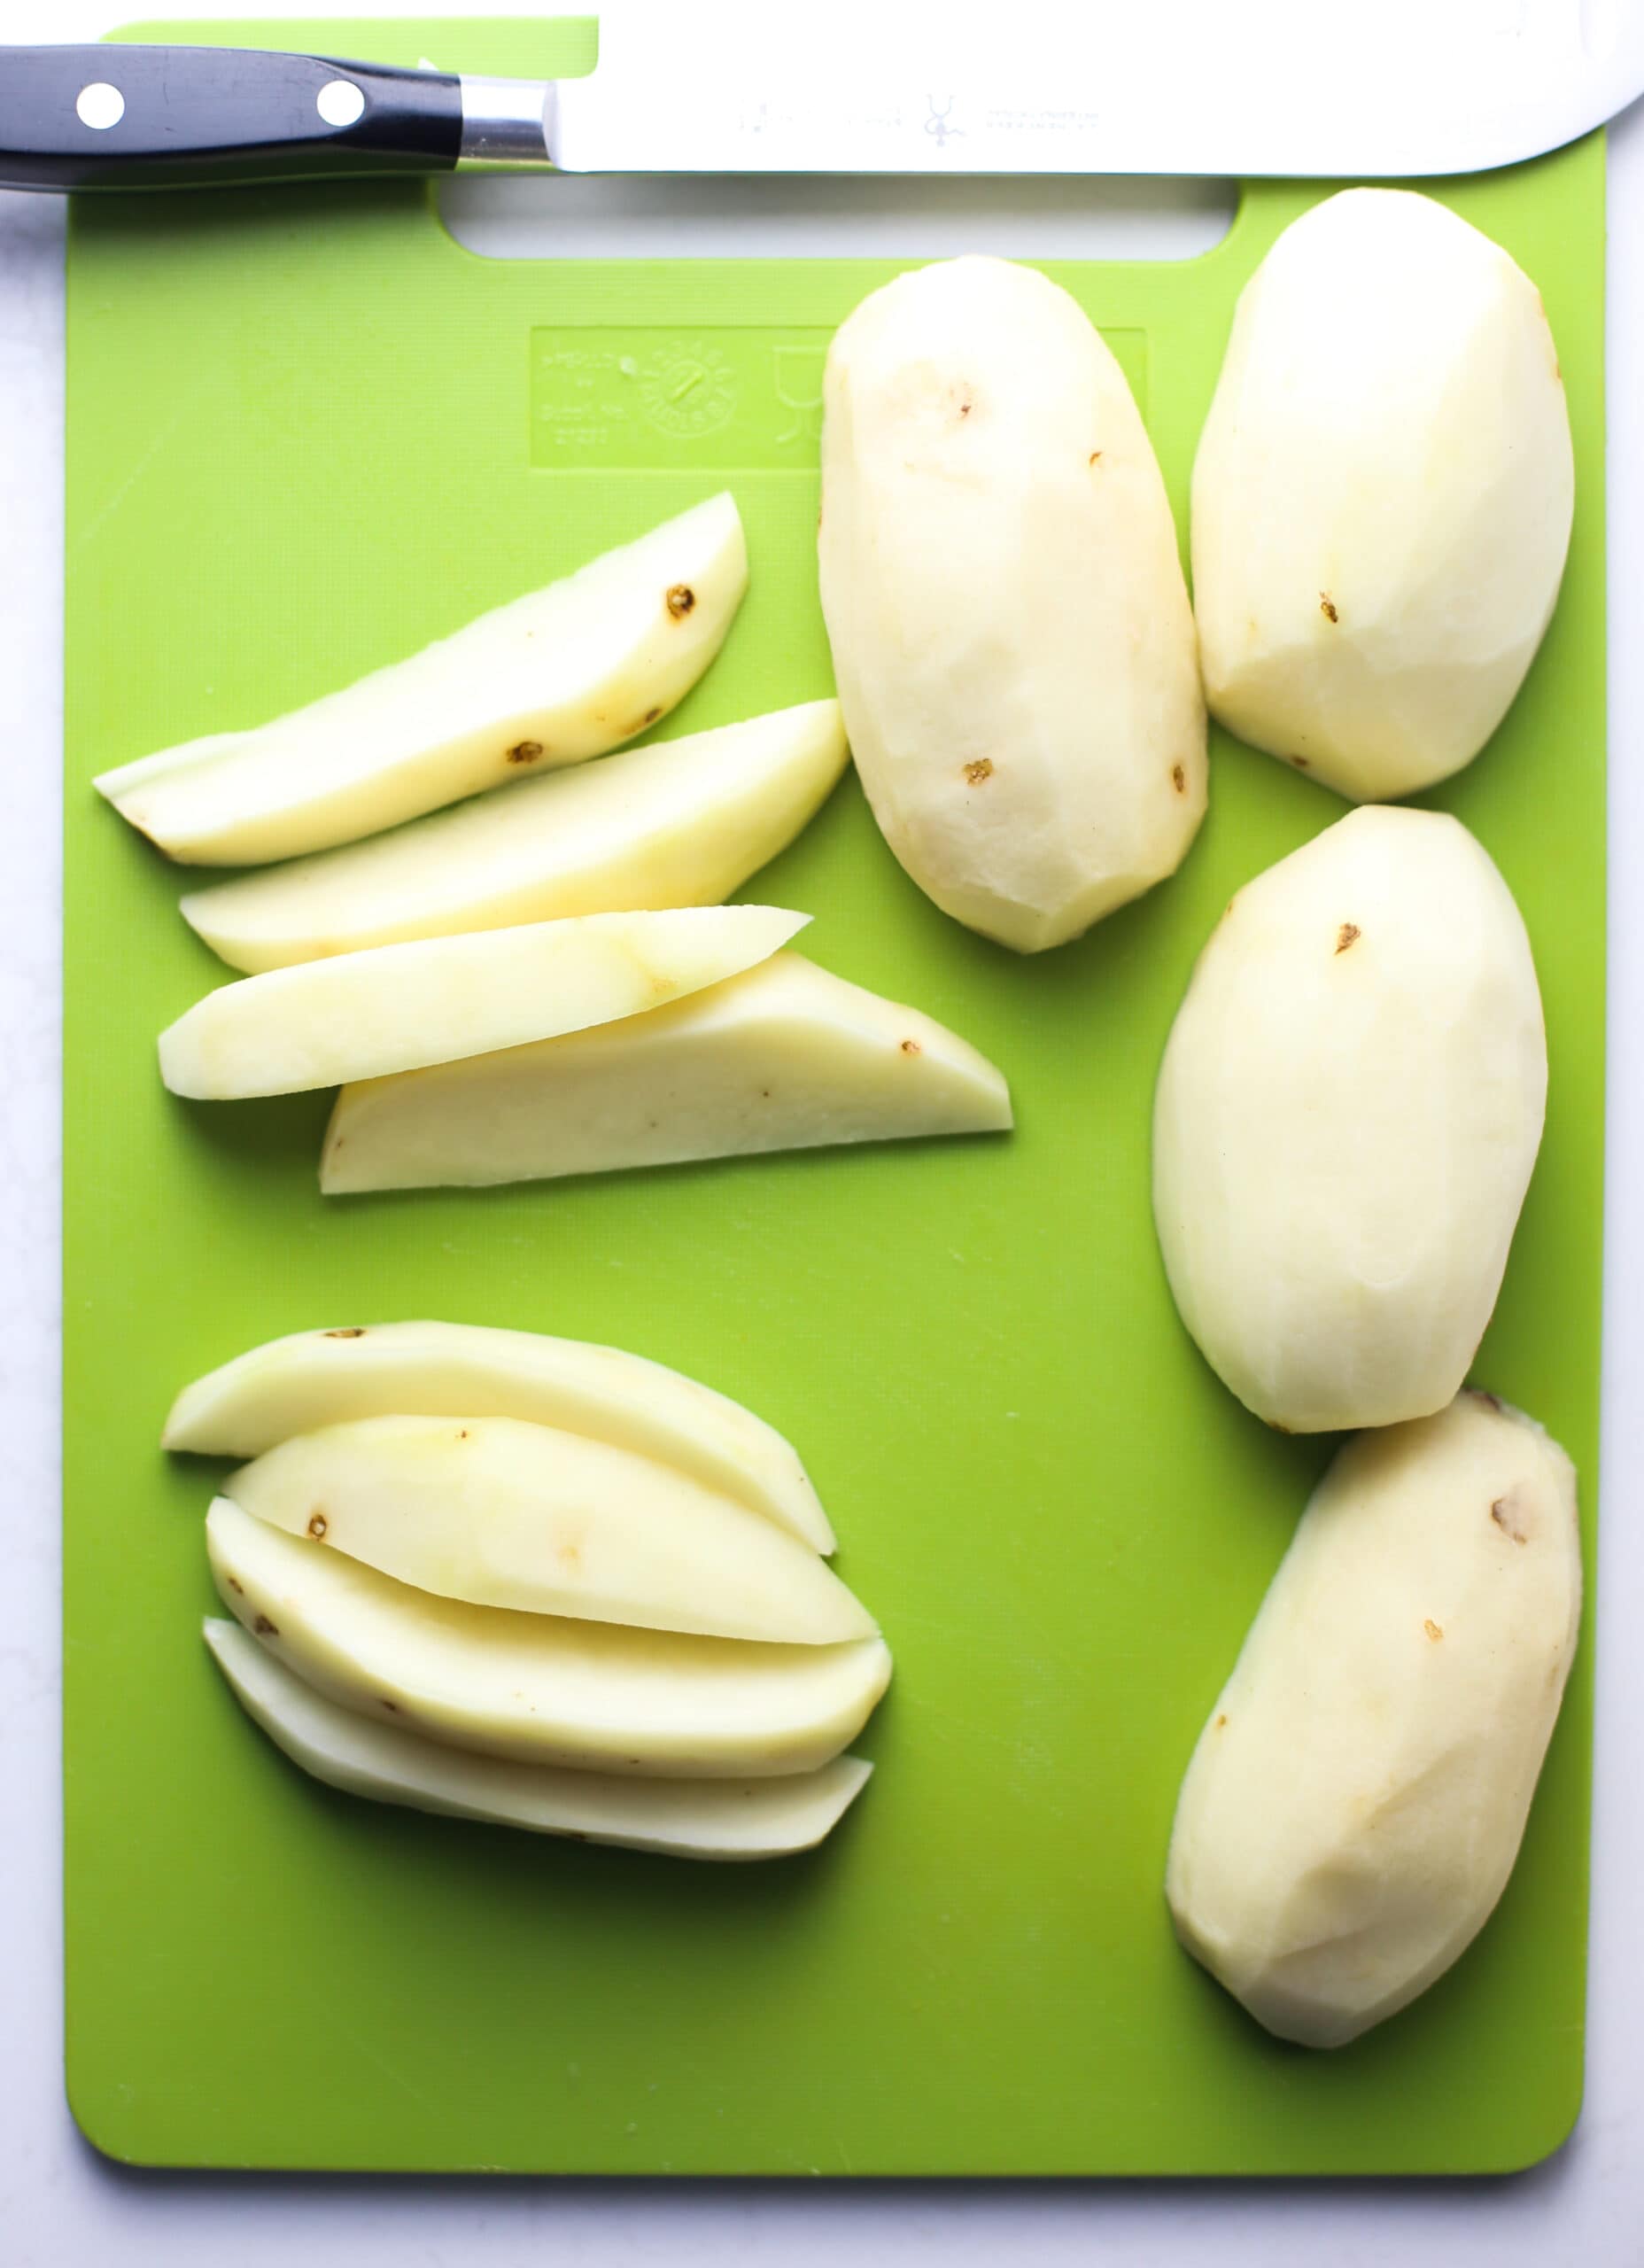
[97,493,748,865]
[1192,190,1574,801]
[819,255,1206,951]
[181,701,849,975]
[322,951,1012,1193]
[206,1619,872,1861]
[207,1496,892,1777]
[1152,806,1545,1433]
[226,1414,874,1644]
[1166,1391,1581,2048]
[158,905,805,1099]
[163,1319,834,1552]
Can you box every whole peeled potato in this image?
[818,255,1206,953]
[1167,1390,1581,2048]
[1152,806,1546,1433]
[1192,189,1574,801]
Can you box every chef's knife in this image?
[4,2,1644,192]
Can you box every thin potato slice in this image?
[227,1414,874,1643]
[164,1319,834,1553]
[159,905,805,1099]
[322,951,1012,1192]
[206,1619,872,1861]
[181,701,848,974]
[208,1496,892,1778]
[97,493,748,864]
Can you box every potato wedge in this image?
[819,255,1206,951]
[180,701,849,975]
[158,905,805,1099]
[1167,1391,1581,2048]
[1153,807,1546,1432]
[322,951,1012,1193]
[226,1414,874,1643]
[207,1496,892,1777]
[1192,190,1573,800]
[164,1320,834,1552]
[97,493,748,864]
[206,1619,872,1860]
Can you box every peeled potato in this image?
[207,1496,892,1779]
[225,1413,873,1643]
[1192,190,1574,800]
[1153,806,1546,1433]
[818,254,1206,951]
[1167,1391,1581,2048]
[163,1319,834,1552]
[206,1619,872,1861]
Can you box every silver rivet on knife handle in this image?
[456,75,557,169]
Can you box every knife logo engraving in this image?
[925,95,963,150]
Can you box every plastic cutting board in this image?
[61,14,1606,2175]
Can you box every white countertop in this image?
[3,4,1641,2260]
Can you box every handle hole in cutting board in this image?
[438,171,1236,262]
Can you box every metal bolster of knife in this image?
[458,75,557,171]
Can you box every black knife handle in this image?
[0,44,464,191]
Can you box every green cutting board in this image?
[63,16,1606,2176]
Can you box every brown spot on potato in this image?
[324,1327,366,1340]
[963,757,994,786]
[642,705,663,725]
[1320,594,1339,624]
[252,1614,278,1637]
[507,740,545,765]
[1423,1619,1444,1642]
[227,1577,244,1595]
[457,1428,470,1441]
[665,584,695,618]
[1491,1492,1531,1544]
[381,1698,399,1713]
[1214,1713,1229,1730]
[900,1038,921,1056]
[1290,754,1311,770]
[1270,1420,1292,1435]
[1335,922,1361,955]
[307,1512,329,1540]
[559,1541,583,1570]
[1089,450,1102,465]
[1171,764,1187,794]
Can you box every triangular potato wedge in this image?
[206,1619,872,1861]
[180,700,849,974]
[207,1497,892,1777]
[97,493,748,865]
[226,1414,874,1643]
[164,1320,834,1553]
[322,951,1012,1192]
[159,905,806,1099]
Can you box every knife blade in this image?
[550,0,1644,178]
